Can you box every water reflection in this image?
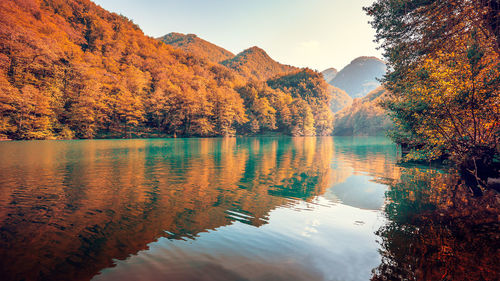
[372,168,500,281]
[0,137,397,281]
[327,137,400,210]
[3,137,495,281]
[93,198,382,281]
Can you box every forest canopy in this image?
[0,0,334,139]
[365,0,500,190]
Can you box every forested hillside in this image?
[332,86,392,136]
[365,0,499,191]
[328,85,352,113]
[0,0,334,139]
[158,32,234,63]
[267,69,334,136]
[221,46,298,81]
[160,34,299,83]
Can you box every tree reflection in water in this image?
[0,137,498,281]
[0,137,336,281]
[372,168,500,281]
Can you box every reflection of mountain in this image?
[0,138,334,281]
[324,137,400,210]
[94,197,383,281]
[326,176,387,210]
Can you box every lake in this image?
[0,137,497,281]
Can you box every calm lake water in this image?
[0,137,497,281]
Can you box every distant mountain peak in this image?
[160,32,196,41]
[158,32,234,63]
[247,46,265,52]
[238,46,272,59]
[321,68,338,84]
[351,56,384,64]
[329,57,387,98]
[221,46,298,81]
[322,67,337,73]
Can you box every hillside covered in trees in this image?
[267,69,334,136]
[158,32,234,63]
[366,0,499,192]
[321,57,386,116]
[0,0,334,140]
[328,85,352,113]
[332,86,392,136]
[221,46,299,81]
[159,33,299,82]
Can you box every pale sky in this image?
[93,0,381,71]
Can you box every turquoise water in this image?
[0,137,494,281]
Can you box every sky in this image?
[92,0,382,71]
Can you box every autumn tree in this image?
[202,82,247,136]
[267,69,334,136]
[289,99,315,136]
[236,81,278,134]
[12,85,54,139]
[0,75,19,138]
[0,0,335,139]
[365,0,500,191]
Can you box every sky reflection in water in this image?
[0,137,400,281]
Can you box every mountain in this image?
[0,0,335,140]
[330,57,387,98]
[0,0,254,139]
[328,85,352,113]
[158,35,298,82]
[332,86,392,136]
[221,46,298,81]
[321,69,351,113]
[158,32,234,63]
[321,68,338,84]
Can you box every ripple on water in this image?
[0,137,398,281]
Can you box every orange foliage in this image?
[0,0,336,139]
